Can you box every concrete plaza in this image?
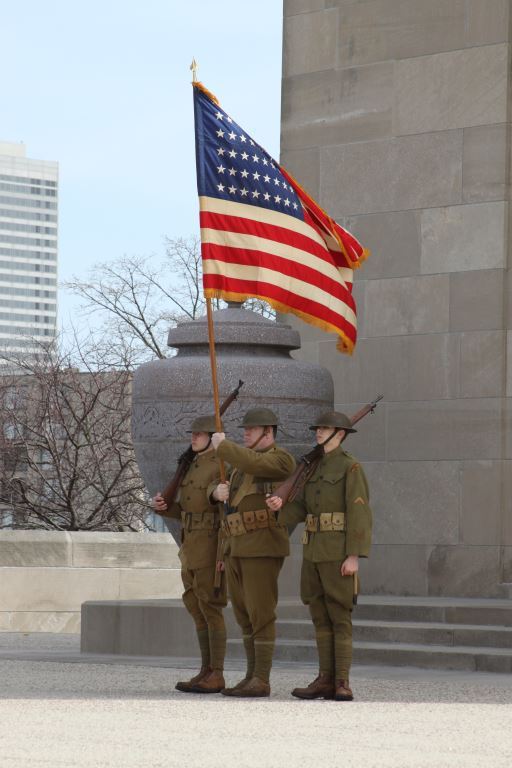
[0,633,511,768]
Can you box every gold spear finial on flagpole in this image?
[190,58,198,82]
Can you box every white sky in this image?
[1,0,283,326]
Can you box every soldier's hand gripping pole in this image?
[205,298,234,594]
[160,379,244,509]
[215,380,243,590]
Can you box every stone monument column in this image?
[281,0,511,596]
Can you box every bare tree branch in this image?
[0,337,150,531]
[1,234,275,531]
[62,236,275,370]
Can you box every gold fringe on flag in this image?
[280,167,370,269]
[204,288,355,355]
[192,80,220,106]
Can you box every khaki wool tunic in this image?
[280,445,372,562]
[212,439,296,558]
[165,450,223,570]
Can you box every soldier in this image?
[267,411,372,702]
[210,408,296,698]
[152,415,227,694]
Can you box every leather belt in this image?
[181,510,219,531]
[221,508,278,537]
[305,512,345,532]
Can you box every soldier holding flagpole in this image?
[190,62,370,697]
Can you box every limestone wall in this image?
[0,531,181,632]
[281,0,512,596]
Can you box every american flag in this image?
[193,82,369,354]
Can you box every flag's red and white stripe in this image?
[200,196,360,354]
[280,167,367,273]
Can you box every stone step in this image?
[497,583,512,599]
[276,618,512,648]
[277,597,512,626]
[80,597,512,672]
[227,637,512,673]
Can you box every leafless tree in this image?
[0,236,276,530]
[63,235,275,365]
[0,337,150,531]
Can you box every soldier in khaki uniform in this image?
[152,415,227,694]
[268,411,372,701]
[210,408,296,697]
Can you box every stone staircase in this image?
[498,583,512,599]
[227,596,512,673]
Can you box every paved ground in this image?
[0,633,511,768]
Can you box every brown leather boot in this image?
[335,679,354,701]
[291,673,335,700]
[230,676,270,698]
[175,666,211,693]
[190,669,225,694]
[221,677,250,696]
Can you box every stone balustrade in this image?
[0,531,181,633]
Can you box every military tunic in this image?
[280,445,372,680]
[162,449,227,670]
[211,439,296,683]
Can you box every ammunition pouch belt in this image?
[181,510,220,532]
[304,512,345,532]
[221,508,278,537]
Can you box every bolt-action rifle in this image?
[161,380,244,508]
[272,395,383,504]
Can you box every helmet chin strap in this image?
[194,436,212,454]
[319,428,340,451]
[248,428,268,450]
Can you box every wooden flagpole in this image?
[205,297,225,465]
[192,58,227,589]
[206,295,227,591]
[191,57,224,464]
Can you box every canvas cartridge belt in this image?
[221,508,278,537]
[304,512,346,532]
[181,510,220,531]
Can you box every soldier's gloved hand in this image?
[341,555,359,576]
[152,493,168,512]
[213,482,230,502]
[266,495,283,511]
[211,432,226,450]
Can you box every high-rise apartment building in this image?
[0,141,58,362]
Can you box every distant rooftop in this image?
[0,141,58,175]
[0,141,26,158]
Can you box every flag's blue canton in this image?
[195,90,304,221]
